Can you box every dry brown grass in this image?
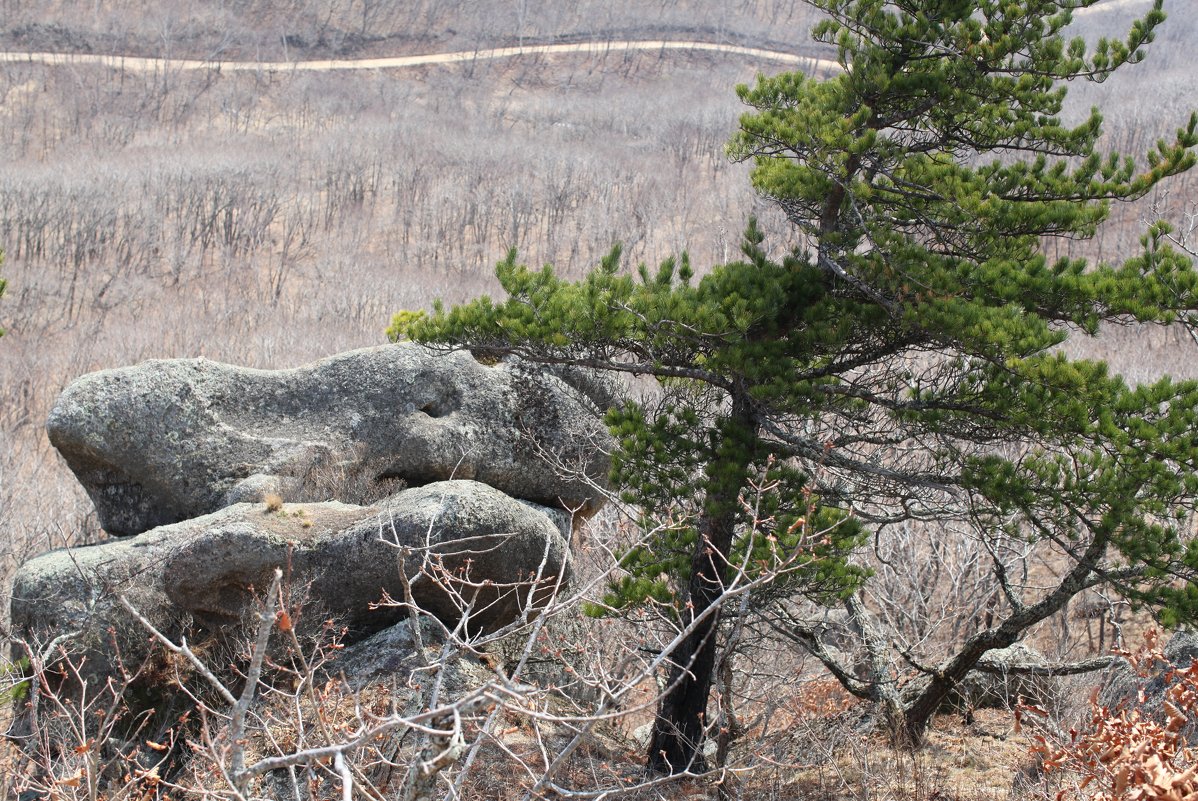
[744,708,1033,801]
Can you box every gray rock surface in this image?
[1100,631,1198,712]
[47,344,611,536]
[11,480,569,689]
[328,617,494,694]
[948,644,1056,710]
[259,618,496,800]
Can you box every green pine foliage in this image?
[0,657,30,705]
[600,401,866,617]
[391,228,871,618]
[396,0,1198,756]
[724,0,1198,623]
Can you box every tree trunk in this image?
[647,390,756,775]
[897,630,1019,747]
[897,532,1112,747]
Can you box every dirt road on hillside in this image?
[0,0,1154,76]
[0,40,840,74]
[0,0,1151,77]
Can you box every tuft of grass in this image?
[263,493,284,513]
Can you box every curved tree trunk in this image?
[897,531,1112,747]
[897,631,1020,747]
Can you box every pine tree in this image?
[395,0,1198,766]
[392,232,870,773]
[726,0,1198,744]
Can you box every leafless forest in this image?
[0,2,825,587]
[2,1,1198,797]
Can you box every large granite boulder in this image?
[1100,631,1198,713]
[46,344,611,536]
[11,480,570,689]
[946,643,1057,711]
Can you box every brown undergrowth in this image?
[1,627,1179,801]
[1023,629,1198,801]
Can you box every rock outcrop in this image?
[12,480,570,690]
[12,343,616,736]
[46,344,611,536]
[948,643,1056,711]
[1100,631,1198,712]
